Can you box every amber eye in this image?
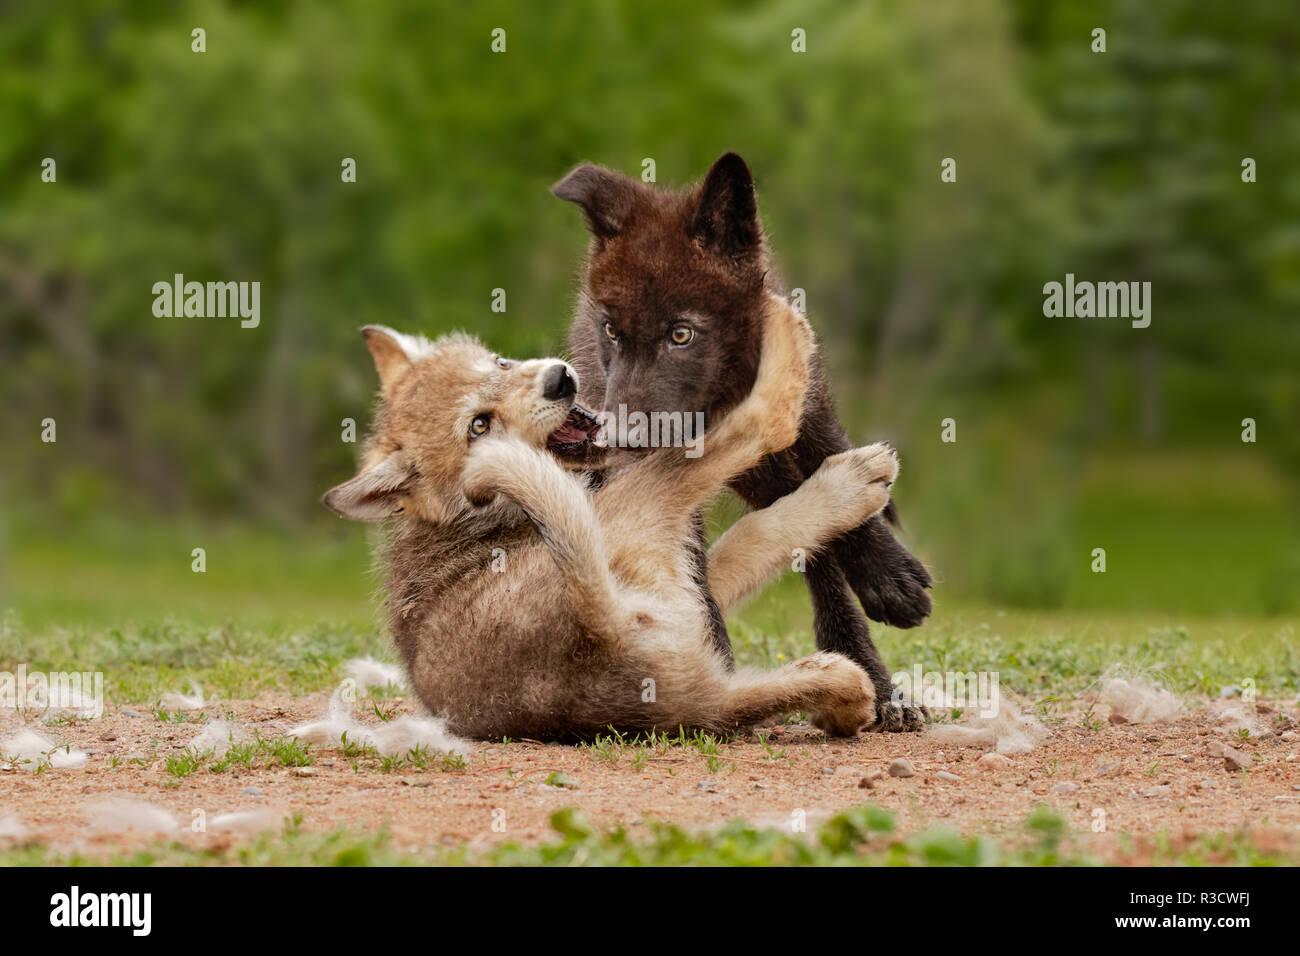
[468,415,490,438]
[669,326,694,346]
[603,322,618,343]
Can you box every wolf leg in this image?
[805,554,927,732]
[463,440,623,644]
[719,652,875,735]
[729,444,928,732]
[600,293,814,514]
[707,444,897,615]
[830,517,933,630]
[758,387,933,630]
[691,512,734,669]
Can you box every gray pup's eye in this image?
[669,326,694,346]
[603,322,618,343]
[469,415,491,438]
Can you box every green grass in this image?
[1,803,1293,867]
[2,516,1298,866]
[3,543,1298,706]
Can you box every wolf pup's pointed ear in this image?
[688,152,760,259]
[552,164,634,239]
[361,325,433,397]
[323,452,411,521]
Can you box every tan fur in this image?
[707,443,899,615]
[325,297,898,740]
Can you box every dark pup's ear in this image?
[688,152,760,259]
[552,164,635,239]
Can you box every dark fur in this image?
[554,153,933,731]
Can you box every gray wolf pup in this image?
[323,298,898,740]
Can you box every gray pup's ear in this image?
[688,152,760,259]
[360,325,435,398]
[552,163,635,239]
[322,453,411,521]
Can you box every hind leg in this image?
[730,442,929,732]
[806,556,927,732]
[720,652,876,736]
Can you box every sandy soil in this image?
[2,693,1298,863]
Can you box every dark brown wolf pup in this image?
[554,152,933,731]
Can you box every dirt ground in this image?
[3,693,1298,863]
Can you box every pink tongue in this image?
[551,422,586,443]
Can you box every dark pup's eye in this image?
[603,322,618,344]
[469,415,491,438]
[669,325,694,346]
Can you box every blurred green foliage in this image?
[1,0,1296,613]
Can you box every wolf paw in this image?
[807,658,877,736]
[815,443,898,524]
[839,516,933,629]
[856,550,933,630]
[869,695,929,734]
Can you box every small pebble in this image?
[888,758,915,778]
[976,753,1013,772]
[1223,746,1251,771]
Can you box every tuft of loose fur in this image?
[285,688,470,756]
[189,719,245,756]
[87,798,178,834]
[208,809,283,834]
[1,728,87,769]
[345,657,408,695]
[1101,673,1184,723]
[160,683,205,711]
[926,699,1046,754]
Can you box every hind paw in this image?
[870,696,929,733]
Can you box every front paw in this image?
[462,453,505,508]
[857,546,933,630]
[840,517,933,629]
[816,443,898,522]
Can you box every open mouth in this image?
[546,403,604,462]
